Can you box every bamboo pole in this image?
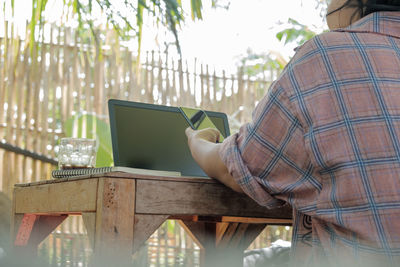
[171,61,177,106]
[127,48,136,101]
[184,61,192,107]
[39,37,50,180]
[122,48,129,101]
[157,52,163,104]
[30,32,41,182]
[177,59,183,107]
[149,51,155,103]
[212,69,217,109]
[0,22,9,140]
[14,40,28,185]
[163,52,169,105]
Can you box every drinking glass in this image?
[57,138,97,169]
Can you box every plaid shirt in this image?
[220,12,400,266]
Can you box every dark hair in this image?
[327,0,400,20]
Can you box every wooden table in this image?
[11,172,292,267]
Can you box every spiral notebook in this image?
[52,166,181,179]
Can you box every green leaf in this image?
[64,113,113,167]
[191,0,202,20]
[276,18,317,46]
[137,0,145,58]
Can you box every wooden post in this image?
[11,213,67,257]
[92,178,136,266]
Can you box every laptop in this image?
[108,99,230,177]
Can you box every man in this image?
[186,1,400,266]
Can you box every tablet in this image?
[108,99,230,177]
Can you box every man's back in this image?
[280,11,400,265]
[220,11,400,267]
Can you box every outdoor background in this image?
[0,0,328,266]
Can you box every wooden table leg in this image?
[84,178,170,266]
[132,214,169,253]
[181,221,267,267]
[11,214,67,259]
[91,178,136,267]
[82,212,168,254]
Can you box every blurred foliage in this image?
[276,0,328,47]
[237,0,328,80]
[276,18,319,46]
[238,48,288,78]
[14,0,229,54]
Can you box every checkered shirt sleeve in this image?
[219,78,318,210]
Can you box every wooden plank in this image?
[238,223,267,250]
[82,212,96,248]
[224,223,249,248]
[26,215,67,247]
[135,179,292,219]
[132,214,168,252]
[172,215,292,225]
[10,213,24,248]
[93,178,135,266]
[14,214,37,246]
[182,221,244,267]
[215,222,239,248]
[14,178,98,213]
[169,215,293,226]
[14,172,217,186]
[178,220,206,249]
[220,216,292,225]
[215,222,229,245]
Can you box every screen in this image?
[108,100,230,177]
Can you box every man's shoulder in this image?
[291,31,351,62]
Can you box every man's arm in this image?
[185,127,244,193]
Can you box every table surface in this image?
[12,171,293,267]
[13,171,292,221]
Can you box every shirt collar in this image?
[334,11,400,39]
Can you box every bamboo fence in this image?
[0,22,287,266]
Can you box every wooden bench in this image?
[11,172,292,266]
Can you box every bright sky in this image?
[141,0,328,71]
[1,0,328,72]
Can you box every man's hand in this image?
[184,127,244,193]
[185,127,220,147]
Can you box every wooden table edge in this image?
[14,171,218,187]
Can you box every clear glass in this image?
[57,138,97,169]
